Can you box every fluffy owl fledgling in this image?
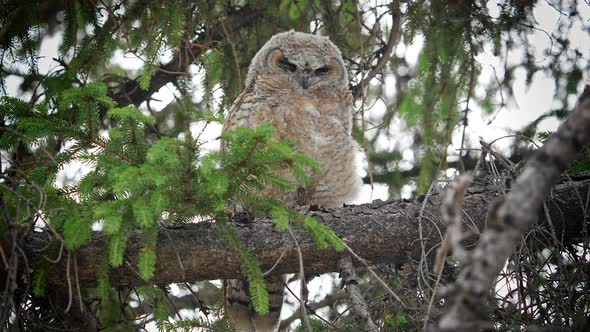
[222,30,361,331]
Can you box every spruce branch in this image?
[108,7,260,107]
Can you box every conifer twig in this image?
[108,7,259,107]
[89,137,133,164]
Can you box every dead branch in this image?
[437,85,590,331]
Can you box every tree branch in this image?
[337,255,378,331]
[26,177,590,288]
[351,11,401,99]
[107,7,259,107]
[279,291,345,330]
[437,85,590,331]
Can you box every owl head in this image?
[244,30,348,91]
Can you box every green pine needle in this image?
[108,233,128,267]
[139,244,157,280]
[32,269,47,297]
[63,216,91,250]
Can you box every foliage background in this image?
[1,0,589,330]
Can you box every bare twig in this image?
[283,282,336,329]
[262,247,288,277]
[74,253,84,312]
[417,181,438,292]
[288,228,312,332]
[337,255,378,331]
[0,243,9,269]
[279,291,345,329]
[351,12,402,100]
[64,251,73,313]
[342,242,406,307]
[159,223,186,279]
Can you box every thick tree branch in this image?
[107,7,259,107]
[438,85,590,331]
[26,177,590,289]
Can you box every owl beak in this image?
[300,69,311,89]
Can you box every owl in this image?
[222,30,361,331]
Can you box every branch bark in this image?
[437,85,590,331]
[107,7,259,107]
[26,176,590,289]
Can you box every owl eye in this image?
[315,66,331,75]
[278,58,297,72]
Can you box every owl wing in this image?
[220,91,256,152]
